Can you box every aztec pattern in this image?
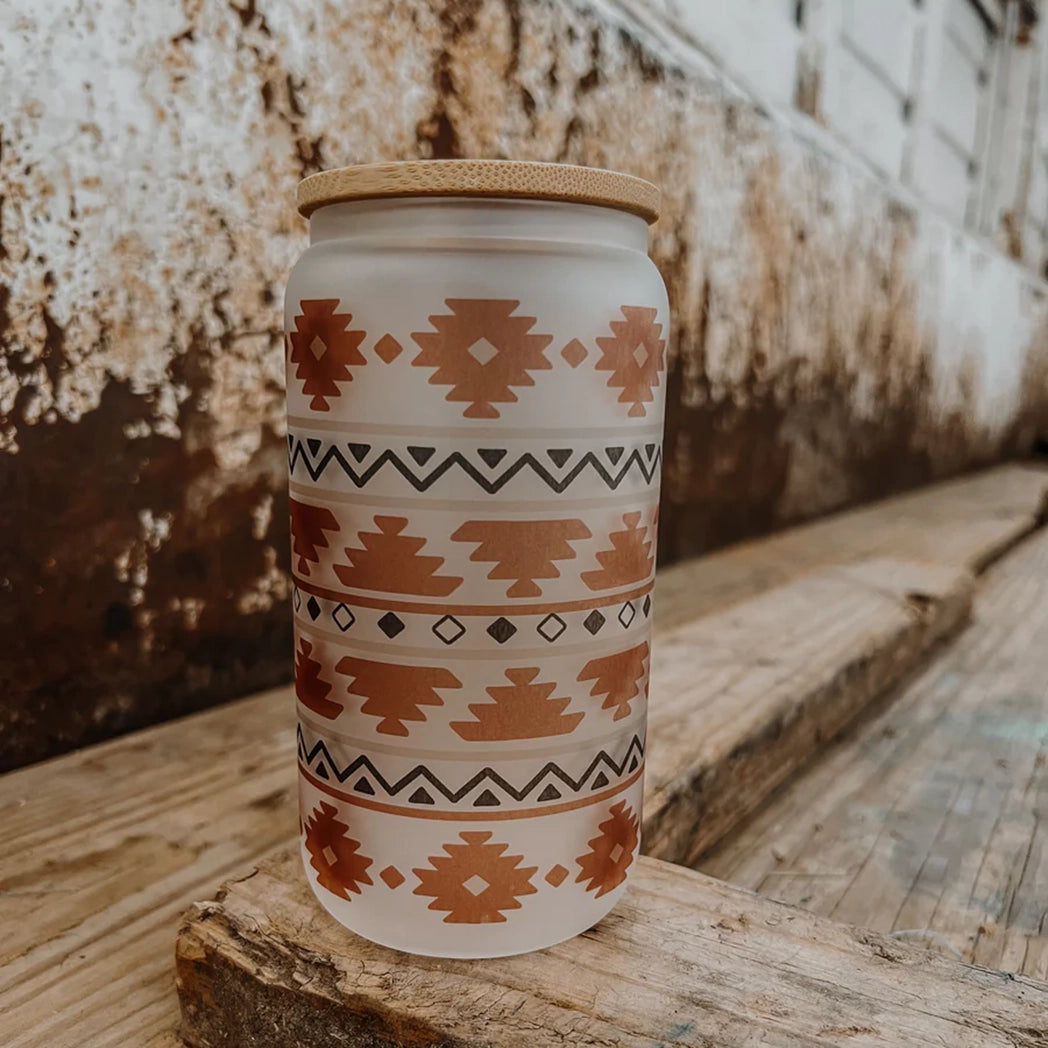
[287,293,666,943]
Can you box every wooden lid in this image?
[297,160,660,223]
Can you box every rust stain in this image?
[2,0,1047,770]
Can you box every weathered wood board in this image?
[2,465,1045,1048]
[701,520,1048,978]
[644,557,972,864]
[175,850,1048,1048]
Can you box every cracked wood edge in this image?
[174,850,1048,1048]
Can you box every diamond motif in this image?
[374,334,403,363]
[378,611,405,638]
[643,594,652,617]
[487,617,517,644]
[536,613,567,642]
[632,343,648,368]
[561,338,588,368]
[545,864,570,887]
[467,337,499,366]
[380,865,406,889]
[583,609,606,634]
[293,587,302,611]
[432,614,466,645]
[306,596,321,621]
[618,601,636,628]
[462,873,490,896]
[332,603,355,632]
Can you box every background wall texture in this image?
[3,0,1048,770]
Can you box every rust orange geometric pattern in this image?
[289,290,665,943]
[289,300,367,411]
[594,306,666,417]
[575,800,640,898]
[336,656,462,736]
[411,299,553,419]
[412,831,539,922]
[334,515,463,596]
[450,518,592,597]
[303,801,374,899]
[577,641,650,721]
[450,667,584,741]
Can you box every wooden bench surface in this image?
[177,850,1048,1048]
[702,514,1048,978]
[1,464,1046,1048]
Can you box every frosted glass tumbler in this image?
[285,160,668,957]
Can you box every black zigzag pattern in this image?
[297,725,644,806]
[287,437,661,493]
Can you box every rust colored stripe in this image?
[291,576,654,616]
[298,764,644,821]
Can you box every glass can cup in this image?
[286,160,668,957]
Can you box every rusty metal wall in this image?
[2,0,1047,770]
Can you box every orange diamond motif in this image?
[411,299,553,419]
[303,802,374,900]
[380,865,406,889]
[288,299,367,411]
[374,334,403,363]
[594,305,666,417]
[561,338,588,368]
[575,800,639,898]
[413,830,538,923]
[545,864,570,887]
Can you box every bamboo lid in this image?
[297,160,660,223]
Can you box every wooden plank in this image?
[655,463,1046,631]
[644,557,972,864]
[0,465,1044,1048]
[700,523,1048,977]
[174,849,1048,1048]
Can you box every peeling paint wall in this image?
[2,0,1047,769]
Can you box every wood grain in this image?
[1,465,1045,1048]
[656,463,1047,631]
[297,159,661,221]
[644,557,972,864]
[701,523,1048,977]
[175,849,1048,1048]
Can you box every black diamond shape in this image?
[306,596,321,621]
[378,611,405,638]
[591,770,610,789]
[618,601,636,628]
[536,613,567,642]
[293,587,302,611]
[477,448,507,468]
[547,448,572,468]
[307,437,323,455]
[606,445,625,465]
[332,603,355,632]
[407,445,436,466]
[473,788,501,807]
[487,617,517,644]
[583,609,606,634]
[432,614,466,645]
[347,441,370,462]
[643,594,652,617]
